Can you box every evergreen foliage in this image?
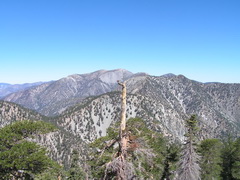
[0,120,57,179]
[232,138,240,179]
[161,143,181,180]
[67,149,86,180]
[198,139,222,180]
[34,162,66,180]
[221,136,240,180]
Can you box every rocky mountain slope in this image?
[0,82,44,98]
[2,69,240,143]
[55,86,239,144]
[0,100,43,127]
[202,83,240,127]
[4,69,134,116]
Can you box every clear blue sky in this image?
[0,0,239,84]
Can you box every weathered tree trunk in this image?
[117,81,127,180]
[118,81,127,155]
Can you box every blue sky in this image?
[0,0,239,84]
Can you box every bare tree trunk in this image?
[58,174,61,180]
[117,81,127,180]
[118,81,127,155]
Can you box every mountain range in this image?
[1,69,240,166]
[0,82,44,98]
[2,69,136,116]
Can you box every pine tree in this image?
[176,115,201,180]
[232,138,240,179]
[161,143,181,180]
[198,139,222,180]
[0,120,57,179]
[222,137,240,180]
[34,162,66,180]
[67,149,86,180]
[221,136,236,180]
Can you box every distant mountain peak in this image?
[64,69,133,84]
[161,73,176,78]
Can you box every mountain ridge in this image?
[3,69,137,116]
[0,82,45,98]
[1,69,240,169]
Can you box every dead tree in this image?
[103,81,135,180]
[118,81,127,157]
[117,80,128,179]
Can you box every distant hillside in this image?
[0,82,44,98]
[4,69,134,116]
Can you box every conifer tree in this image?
[198,139,222,180]
[176,115,201,180]
[232,138,240,179]
[221,137,240,180]
[0,120,57,179]
[221,136,236,180]
[161,143,181,180]
[67,149,86,180]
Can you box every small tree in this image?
[176,115,201,180]
[67,149,86,180]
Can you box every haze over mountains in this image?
[0,82,44,98]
